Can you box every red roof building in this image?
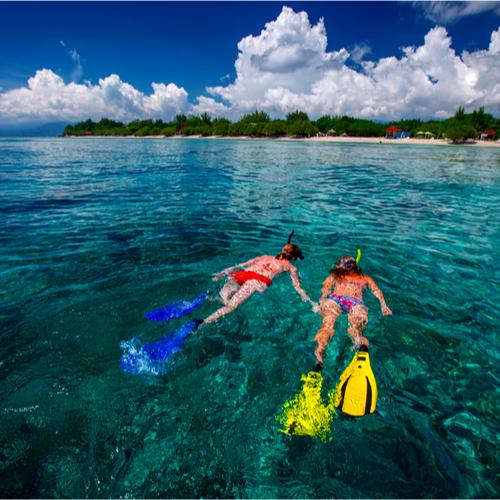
[385,125,399,138]
[481,129,496,140]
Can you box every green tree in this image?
[263,120,287,137]
[212,118,230,135]
[286,110,310,122]
[287,120,319,137]
[127,120,153,135]
[445,123,477,143]
[470,107,494,132]
[243,123,258,136]
[95,118,124,132]
[179,126,195,136]
[134,125,154,136]
[199,125,212,136]
[200,112,212,125]
[238,111,270,125]
[161,126,177,137]
[72,119,96,135]
[228,122,246,136]
[63,124,75,135]
[110,127,128,136]
[315,115,335,133]
[174,114,188,131]
[454,106,466,121]
[187,115,203,127]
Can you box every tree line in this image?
[63,107,498,143]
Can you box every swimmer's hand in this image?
[212,272,226,282]
[382,305,392,316]
[312,303,320,314]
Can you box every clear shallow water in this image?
[0,137,498,498]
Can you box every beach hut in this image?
[424,131,434,138]
[326,129,337,136]
[385,125,399,138]
[485,129,496,140]
[415,131,425,136]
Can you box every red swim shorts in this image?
[229,270,272,287]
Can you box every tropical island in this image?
[63,107,499,145]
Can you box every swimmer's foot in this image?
[351,337,369,351]
[313,361,323,372]
[208,294,223,304]
[192,318,204,329]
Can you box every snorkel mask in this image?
[333,248,361,271]
[335,256,356,270]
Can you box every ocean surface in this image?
[0,137,498,498]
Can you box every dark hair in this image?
[276,243,304,261]
[330,255,362,280]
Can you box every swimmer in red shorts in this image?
[201,231,315,325]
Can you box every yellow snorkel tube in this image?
[356,248,361,265]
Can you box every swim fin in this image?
[334,346,377,417]
[145,291,209,322]
[120,319,202,375]
[278,371,336,442]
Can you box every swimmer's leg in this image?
[203,281,267,324]
[313,300,342,368]
[347,305,369,348]
[219,278,239,305]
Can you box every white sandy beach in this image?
[94,134,500,148]
[304,136,500,147]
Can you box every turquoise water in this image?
[1,137,498,498]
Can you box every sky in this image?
[0,1,499,125]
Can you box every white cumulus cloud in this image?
[460,28,500,112]
[0,70,190,124]
[199,7,500,120]
[350,42,372,64]
[205,7,349,117]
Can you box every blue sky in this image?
[1,2,499,124]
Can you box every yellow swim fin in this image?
[334,346,377,417]
[278,371,336,442]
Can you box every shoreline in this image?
[63,134,500,148]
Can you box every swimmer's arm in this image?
[366,277,392,315]
[212,257,262,280]
[289,268,314,304]
[320,275,335,301]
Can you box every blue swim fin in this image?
[145,291,209,322]
[120,319,202,375]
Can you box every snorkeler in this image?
[199,231,315,325]
[313,254,392,371]
[123,232,315,374]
